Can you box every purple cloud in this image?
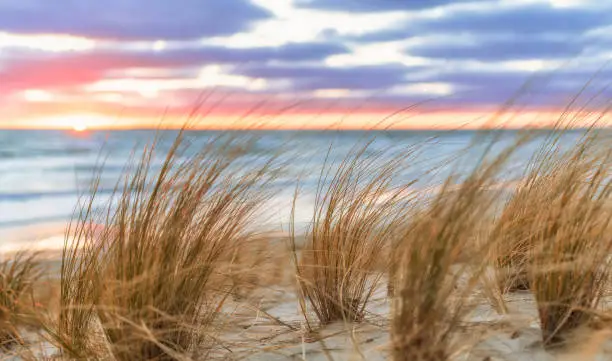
[238,64,415,90]
[415,4,609,34]
[295,0,491,12]
[407,38,585,61]
[0,0,272,40]
[147,42,350,64]
[349,4,610,42]
[424,67,612,89]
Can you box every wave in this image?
[0,188,117,201]
[0,215,71,229]
[0,146,97,159]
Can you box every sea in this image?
[0,129,591,255]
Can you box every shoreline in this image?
[0,222,67,258]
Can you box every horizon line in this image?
[0,125,605,132]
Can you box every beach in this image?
[2,129,611,360]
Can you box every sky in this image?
[0,0,611,130]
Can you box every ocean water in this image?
[0,129,587,253]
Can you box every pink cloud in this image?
[0,52,191,92]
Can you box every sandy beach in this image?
[4,229,612,361]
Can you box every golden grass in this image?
[0,252,43,350]
[492,130,581,295]
[290,142,414,327]
[483,127,612,350]
[492,183,539,294]
[3,126,612,360]
[526,133,612,348]
[390,135,524,361]
[48,132,281,360]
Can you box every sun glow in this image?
[24,113,117,130]
[72,122,87,132]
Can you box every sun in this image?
[72,123,87,132]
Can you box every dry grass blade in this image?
[51,131,281,360]
[291,141,414,327]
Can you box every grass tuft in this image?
[3,125,612,360]
[391,136,522,361]
[291,142,414,327]
[492,181,540,294]
[0,252,42,350]
[52,132,280,360]
[526,133,612,348]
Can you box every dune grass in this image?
[492,129,584,295]
[491,182,540,294]
[485,127,612,348]
[390,136,525,361]
[3,126,612,360]
[290,143,415,327]
[50,132,280,360]
[0,252,42,350]
[525,133,612,348]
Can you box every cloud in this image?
[407,38,585,61]
[150,42,350,63]
[294,0,490,12]
[0,53,144,91]
[238,63,415,90]
[0,0,272,40]
[415,4,609,34]
[350,4,610,42]
[2,0,611,125]
[0,42,349,91]
[426,65,612,89]
[406,65,612,109]
[346,29,414,43]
